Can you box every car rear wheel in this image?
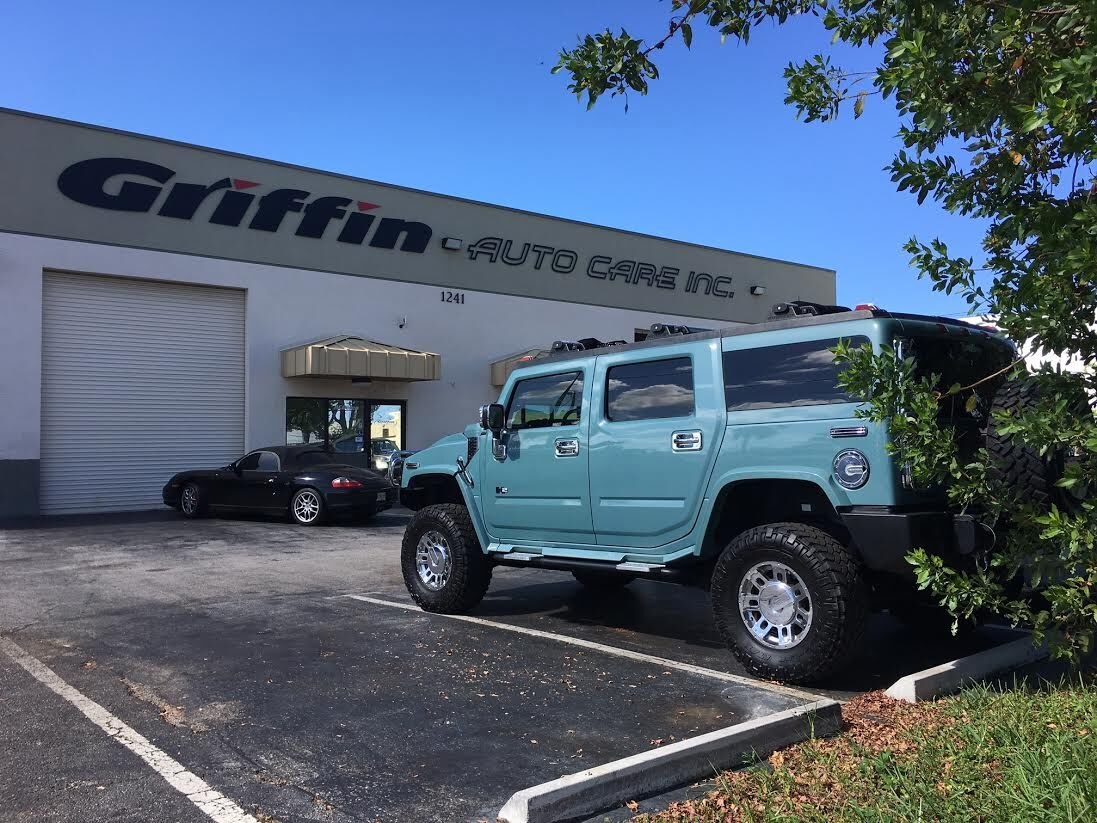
[179,482,206,518]
[290,487,325,526]
[402,504,491,613]
[710,522,868,684]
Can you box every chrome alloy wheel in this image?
[181,484,200,515]
[293,490,321,523]
[415,530,452,591]
[738,561,813,649]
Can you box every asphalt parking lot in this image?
[0,510,1020,823]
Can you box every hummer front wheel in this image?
[710,522,868,684]
[401,504,492,613]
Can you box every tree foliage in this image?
[555,1,1097,661]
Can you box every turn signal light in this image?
[331,477,363,489]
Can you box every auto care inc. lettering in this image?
[466,237,735,299]
[56,157,431,253]
[56,158,735,301]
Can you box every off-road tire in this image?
[179,481,207,519]
[571,570,635,590]
[402,504,492,614]
[711,522,868,684]
[988,378,1086,511]
[289,487,326,526]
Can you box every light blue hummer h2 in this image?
[395,302,1015,683]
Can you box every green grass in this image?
[637,680,1097,823]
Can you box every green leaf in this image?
[681,22,692,49]
[1021,112,1046,132]
[965,393,978,413]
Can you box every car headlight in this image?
[833,449,870,490]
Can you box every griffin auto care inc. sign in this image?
[0,109,835,322]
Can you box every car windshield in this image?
[372,439,398,454]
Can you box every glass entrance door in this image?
[285,397,406,472]
[368,404,403,472]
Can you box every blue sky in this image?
[3,0,985,316]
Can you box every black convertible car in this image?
[163,445,398,525]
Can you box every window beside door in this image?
[606,357,695,421]
[285,398,405,457]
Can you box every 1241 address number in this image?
[440,290,466,304]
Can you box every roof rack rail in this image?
[648,322,711,338]
[771,300,852,318]
[550,337,629,353]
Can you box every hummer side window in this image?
[505,371,584,430]
[724,336,870,411]
[606,357,695,422]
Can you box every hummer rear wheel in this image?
[711,522,868,684]
[401,504,492,613]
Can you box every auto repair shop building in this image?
[0,109,836,517]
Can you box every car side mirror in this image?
[479,403,505,435]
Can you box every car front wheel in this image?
[401,504,492,613]
[290,487,325,526]
[179,482,206,518]
[710,522,868,684]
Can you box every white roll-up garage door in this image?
[41,272,245,514]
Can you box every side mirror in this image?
[479,403,506,435]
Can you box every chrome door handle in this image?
[672,430,703,452]
[554,438,580,457]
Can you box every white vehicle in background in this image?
[957,314,1096,379]
[331,435,404,472]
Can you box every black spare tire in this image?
[987,378,1088,511]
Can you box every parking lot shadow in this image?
[473,572,1026,699]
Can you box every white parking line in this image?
[0,636,258,823]
[339,594,826,703]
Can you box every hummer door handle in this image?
[672,430,703,452]
[554,438,580,457]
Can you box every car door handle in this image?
[554,438,580,457]
[672,430,703,452]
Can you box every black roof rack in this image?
[771,300,852,318]
[552,322,713,353]
[535,309,1006,367]
[550,337,628,353]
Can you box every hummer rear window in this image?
[723,336,869,411]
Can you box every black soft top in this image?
[251,445,344,469]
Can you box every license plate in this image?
[376,491,387,503]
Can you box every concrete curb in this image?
[496,698,841,823]
[886,634,1048,703]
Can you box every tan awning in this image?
[490,346,551,387]
[281,336,441,381]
